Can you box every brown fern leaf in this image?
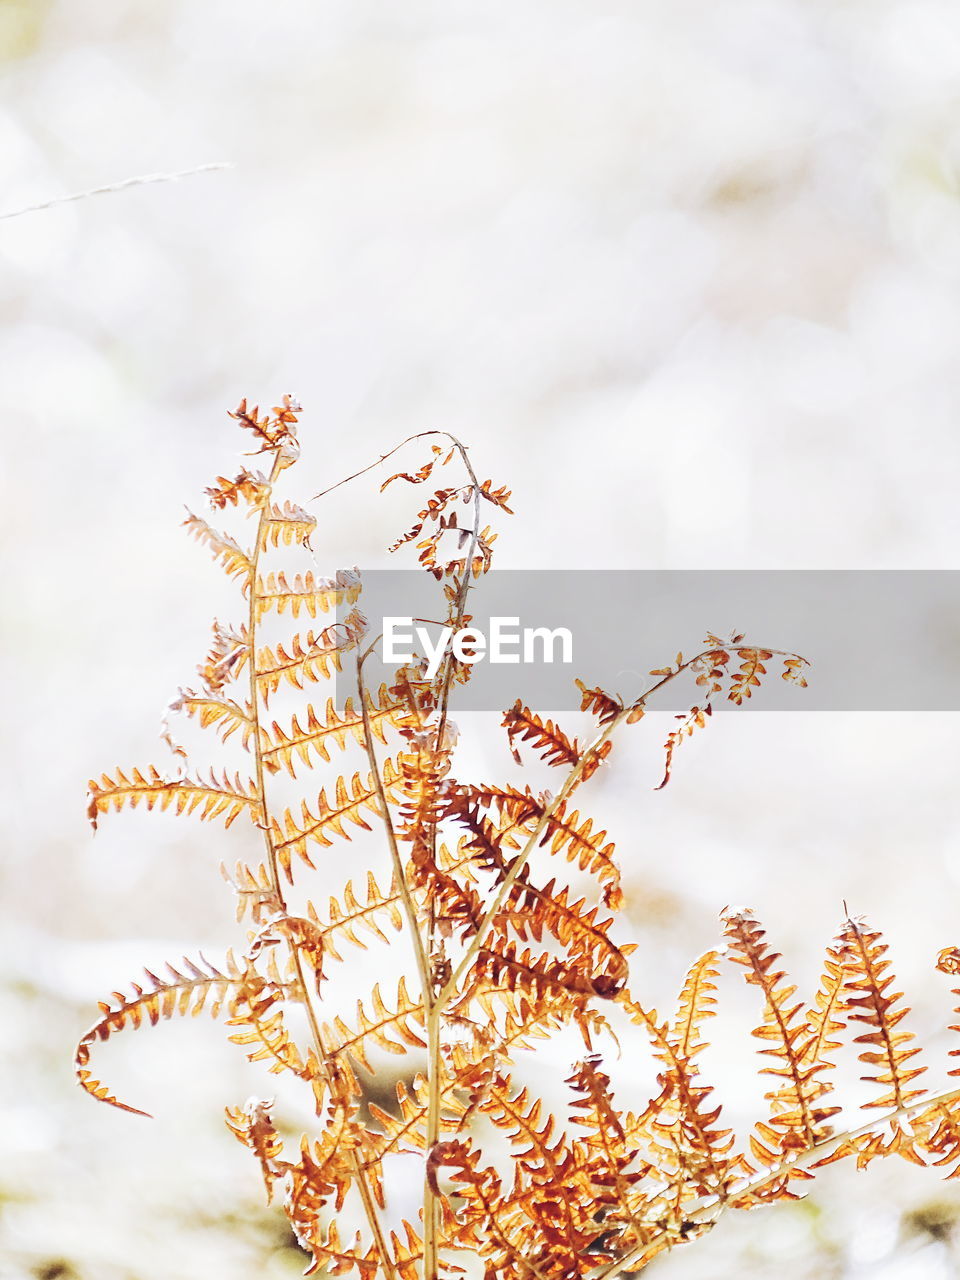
[255,610,366,698]
[840,914,927,1115]
[442,1142,514,1269]
[286,1095,374,1228]
[450,787,622,896]
[325,977,427,1073]
[87,765,258,832]
[937,946,960,1078]
[387,1220,429,1280]
[167,688,254,750]
[380,447,445,491]
[229,394,301,453]
[269,759,402,879]
[794,932,849,1132]
[205,468,269,510]
[494,879,630,998]
[389,678,457,882]
[501,701,581,769]
[478,478,514,513]
[576,679,623,727]
[303,870,406,963]
[670,948,722,1062]
[368,1002,584,1172]
[182,511,253,583]
[254,567,361,621]
[540,802,621,894]
[197,620,249,692]
[479,1074,599,1271]
[911,945,960,1177]
[296,1218,380,1280]
[224,1097,287,1202]
[918,1101,960,1180]
[221,860,283,924]
[368,1075,465,1163]
[655,702,712,791]
[728,647,773,704]
[262,687,402,777]
[619,991,735,1201]
[467,938,613,1007]
[263,499,317,549]
[226,987,309,1078]
[447,804,525,884]
[567,1055,646,1254]
[723,908,834,1165]
[75,950,265,1115]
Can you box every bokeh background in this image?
[4,2,960,1277]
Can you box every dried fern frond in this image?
[83,397,960,1280]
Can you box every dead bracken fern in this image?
[79,398,960,1277]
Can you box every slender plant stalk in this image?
[249,457,398,1280]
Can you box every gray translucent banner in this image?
[334,571,960,712]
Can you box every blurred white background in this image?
[3,1,960,1277]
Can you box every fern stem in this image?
[355,651,433,1003]
[357,649,444,1279]
[249,453,399,1280]
[322,432,482,1280]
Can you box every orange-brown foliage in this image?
[79,399,960,1277]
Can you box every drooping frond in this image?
[501,702,581,769]
[539,802,621,894]
[493,878,630,999]
[75,950,268,1115]
[166,688,254,750]
[182,511,253,583]
[655,702,713,792]
[197,620,249,692]
[728,648,773,704]
[87,765,258,831]
[224,1097,287,1201]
